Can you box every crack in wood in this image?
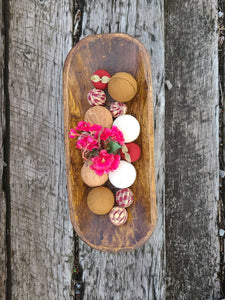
[219,2,225,295]
[72,232,84,299]
[2,0,11,299]
[72,1,85,299]
[73,0,85,45]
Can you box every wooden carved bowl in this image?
[63,33,156,253]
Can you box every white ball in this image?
[109,160,136,188]
[113,115,140,143]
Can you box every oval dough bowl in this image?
[63,33,156,253]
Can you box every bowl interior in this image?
[64,34,156,253]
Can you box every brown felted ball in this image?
[108,72,137,102]
[87,187,115,215]
[84,106,113,128]
[81,160,108,187]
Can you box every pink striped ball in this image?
[109,206,128,226]
[87,88,106,106]
[109,102,127,118]
[116,188,134,208]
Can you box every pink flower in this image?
[110,126,125,145]
[86,137,98,151]
[75,121,102,132]
[90,150,120,176]
[69,129,78,138]
[76,138,87,149]
[100,128,112,141]
[110,154,120,171]
[69,122,124,168]
[100,126,124,145]
[76,136,98,151]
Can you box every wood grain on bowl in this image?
[63,33,156,253]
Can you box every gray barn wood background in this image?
[0,0,220,299]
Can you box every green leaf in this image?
[107,141,121,153]
[88,148,99,157]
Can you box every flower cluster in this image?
[69,121,124,176]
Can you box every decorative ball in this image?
[109,206,128,226]
[87,187,114,215]
[109,102,127,118]
[116,188,134,208]
[87,88,106,106]
[120,143,141,162]
[84,106,113,128]
[108,72,137,102]
[109,160,136,188]
[113,115,140,143]
[81,160,108,187]
[91,69,111,90]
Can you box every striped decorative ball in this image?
[109,206,128,226]
[87,88,106,106]
[109,102,127,118]
[116,188,134,208]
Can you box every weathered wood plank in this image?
[79,1,165,299]
[0,0,7,297]
[8,1,74,298]
[165,0,220,298]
